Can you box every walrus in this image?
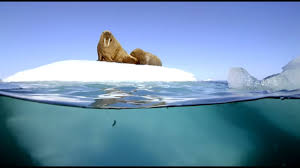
[130,48,162,66]
[97,30,138,64]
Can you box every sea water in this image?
[0,81,300,166]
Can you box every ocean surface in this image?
[0,81,300,166]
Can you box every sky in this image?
[0,2,300,81]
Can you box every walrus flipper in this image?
[122,55,138,64]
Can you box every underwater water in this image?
[0,81,300,166]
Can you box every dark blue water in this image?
[0,81,299,166]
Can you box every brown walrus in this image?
[130,48,162,66]
[97,30,138,64]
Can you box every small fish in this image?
[112,120,116,127]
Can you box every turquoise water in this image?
[0,81,300,166]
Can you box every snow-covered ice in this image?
[3,60,196,82]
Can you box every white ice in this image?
[227,67,261,90]
[228,56,300,90]
[3,60,196,82]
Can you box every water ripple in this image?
[0,81,299,109]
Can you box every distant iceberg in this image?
[228,56,300,90]
[3,60,196,82]
[227,67,262,90]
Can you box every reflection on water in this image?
[1,95,300,166]
[90,87,166,108]
[91,98,166,108]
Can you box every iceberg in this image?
[228,56,300,90]
[3,60,196,82]
[227,67,261,90]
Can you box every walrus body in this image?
[130,48,162,66]
[97,31,138,64]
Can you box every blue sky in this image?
[1,2,300,80]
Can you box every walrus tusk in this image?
[104,38,107,47]
[107,38,111,47]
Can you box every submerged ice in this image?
[228,56,300,91]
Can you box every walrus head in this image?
[130,48,144,57]
[98,30,121,61]
[100,30,115,48]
